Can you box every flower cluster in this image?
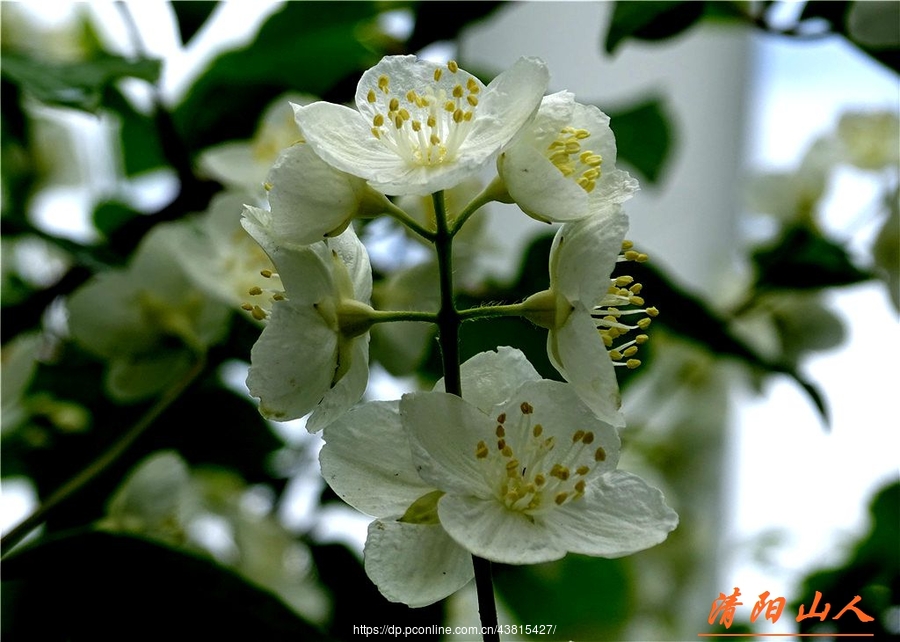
[236,55,677,606]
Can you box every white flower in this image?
[294,55,549,196]
[320,348,678,606]
[198,93,314,194]
[520,207,652,425]
[67,223,231,402]
[242,209,373,431]
[837,111,900,171]
[498,91,638,223]
[166,191,282,317]
[252,141,396,247]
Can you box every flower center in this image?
[546,126,602,193]
[366,60,482,167]
[473,401,608,515]
[592,241,658,369]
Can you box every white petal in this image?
[294,102,404,182]
[552,308,624,427]
[198,142,269,192]
[364,519,473,607]
[401,391,494,498]
[434,347,542,415]
[460,57,549,161]
[320,400,432,517]
[554,207,629,306]
[246,301,337,421]
[266,143,366,246]
[305,333,369,432]
[549,471,678,558]
[500,143,589,222]
[327,226,373,303]
[438,494,566,565]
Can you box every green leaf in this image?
[752,226,874,291]
[173,2,382,152]
[607,97,674,184]
[604,1,706,54]
[171,1,220,46]
[495,556,632,639]
[619,259,831,425]
[0,54,161,113]
[2,531,325,641]
[103,89,168,176]
[92,200,141,238]
[407,1,507,52]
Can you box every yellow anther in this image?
[600,332,613,347]
[646,306,659,317]
[426,115,436,128]
[467,95,478,107]
[367,89,376,103]
[574,480,586,494]
[534,474,546,486]
[447,60,459,73]
[476,440,489,459]
[467,78,479,93]
[635,334,649,344]
[388,97,399,112]
[496,425,505,438]
[505,459,519,472]
[394,115,403,129]
[444,101,455,112]
[372,114,384,127]
[532,424,543,438]
[622,240,634,250]
[594,447,607,462]
[497,438,507,451]
[609,350,623,361]
[452,84,464,98]
[430,134,441,145]
[411,120,422,132]
[377,75,389,92]
[582,168,601,181]
[629,283,643,294]
[501,446,513,457]
[615,276,634,286]
[272,293,285,301]
[251,306,266,321]
[582,431,594,444]
[550,464,570,480]
[260,269,273,278]
[565,141,581,153]
[576,465,590,476]
[263,182,273,191]
[626,359,642,369]
[624,250,642,261]
[637,317,652,329]
[371,128,381,139]
[497,413,507,424]
[574,128,590,139]
[406,90,417,102]
[572,430,585,443]
[623,346,639,357]
[241,303,253,311]
[398,108,410,120]
[453,109,464,123]
[248,286,263,296]
[433,68,442,82]
[555,492,569,505]
[520,402,534,415]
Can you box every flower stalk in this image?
[432,190,499,642]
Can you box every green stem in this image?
[382,200,437,242]
[0,357,206,556]
[432,191,499,642]
[450,175,509,237]
[368,309,439,325]
[459,302,528,323]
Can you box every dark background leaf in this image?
[607,97,675,184]
[605,1,707,54]
[171,1,220,46]
[2,531,324,641]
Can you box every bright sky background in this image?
[2,2,898,635]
